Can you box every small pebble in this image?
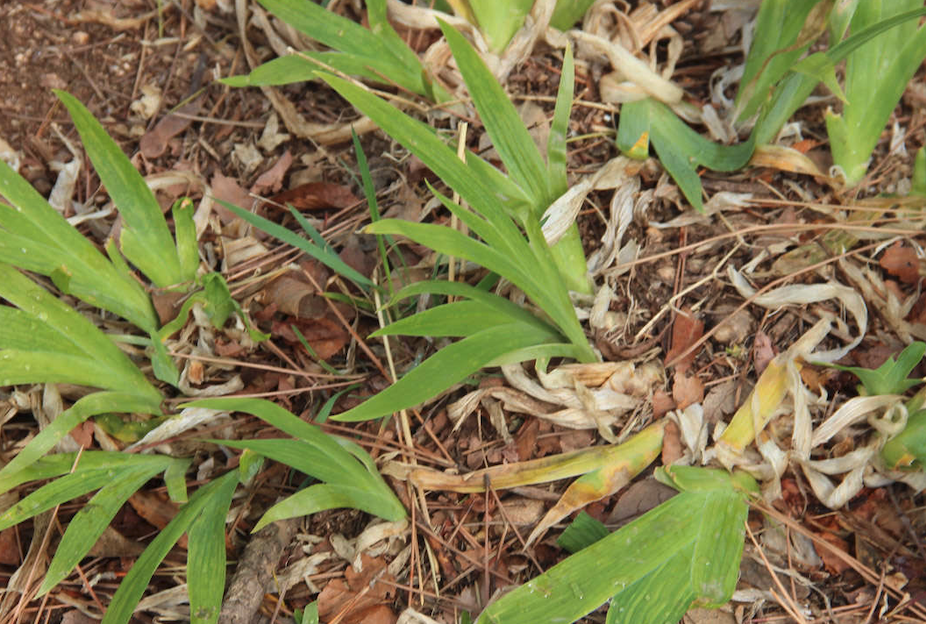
[72,31,90,45]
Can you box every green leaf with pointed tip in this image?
[734,0,823,122]
[215,199,373,289]
[188,471,238,624]
[173,198,200,282]
[0,392,162,496]
[465,0,533,53]
[0,167,157,332]
[371,300,536,338]
[551,0,598,31]
[441,20,549,208]
[253,483,399,532]
[617,99,755,212]
[820,341,925,396]
[477,467,754,624]
[334,322,562,421]
[39,458,181,594]
[825,1,926,185]
[103,471,239,624]
[56,91,187,287]
[547,43,574,198]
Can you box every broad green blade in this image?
[221,54,319,87]
[547,43,574,197]
[218,438,361,487]
[188,470,238,624]
[40,461,174,593]
[173,198,199,283]
[477,467,754,624]
[185,398,362,477]
[550,0,597,31]
[753,7,926,146]
[103,472,239,624]
[465,0,533,53]
[215,199,374,289]
[385,280,552,330]
[734,0,824,121]
[882,408,926,470]
[333,322,563,421]
[617,99,755,212]
[826,1,926,184]
[253,482,404,531]
[56,91,186,287]
[0,172,157,332]
[441,21,550,208]
[0,469,125,531]
[372,300,537,338]
[556,511,609,553]
[319,74,526,245]
[0,392,162,493]
[255,0,440,99]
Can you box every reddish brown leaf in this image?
[269,182,359,211]
[880,241,920,284]
[672,371,704,409]
[250,150,292,195]
[264,275,326,320]
[651,388,676,419]
[317,554,395,624]
[661,418,683,465]
[665,308,704,373]
[210,172,252,222]
[813,531,852,574]
[0,528,20,565]
[273,316,349,360]
[128,491,186,549]
[150,289,186,326]
[69,421,94,449]
[139,100,200,159]
[752,331,776,376]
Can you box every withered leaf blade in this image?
[269,181,359,211]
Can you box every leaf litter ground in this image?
[0,1,925,623]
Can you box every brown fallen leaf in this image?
[880,241,920,284]
[250,150,293,195]
[264,275,327,319]
[661,418,683,465]
[211,172,253,223]
[128,491,186,549]
[272,316,349,360]
[651,388,676,419]
[813,531,852,574]
[269,182,359,211]
[665,307,704,373]
[317,554,396,624]
[140,100,201,159]
[752,330,776,376]
[672,370,704,409]
[0,528,20,565]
